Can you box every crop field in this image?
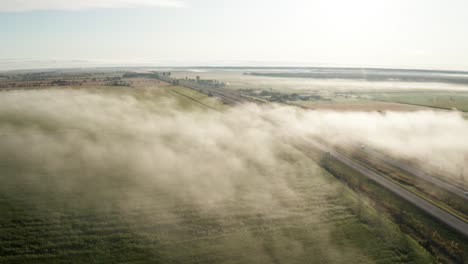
[0,82,435,263]
[0,147,434,264]
[288,98,429,112]
[0,154,435,264]
[359,92,468,112]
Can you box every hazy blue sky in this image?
[1,0,468,70]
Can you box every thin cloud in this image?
[0,0,187,12]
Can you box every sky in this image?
[1,0,468,70]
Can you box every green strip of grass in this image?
[321,155,467,264]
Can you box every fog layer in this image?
[0,88,466,207]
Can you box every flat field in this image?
[0,82,434,263]
[289,98,429,112]
[170,69,468,112]
[359,92,468,112]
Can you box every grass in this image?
[0,154,435,264]
[321,154,467,264]
[335,147,468,221]
[0,83,436,263]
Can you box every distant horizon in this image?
[2,59,468,73]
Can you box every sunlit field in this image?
[0,85,436,263]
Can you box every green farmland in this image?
[0,84,435,264]
[0,150,434,264]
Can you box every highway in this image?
[361,147,467,199]
[157,74,260,105]
[303,139,468,237]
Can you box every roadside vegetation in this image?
[320,153,467,264]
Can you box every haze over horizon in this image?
[2,0,468,71]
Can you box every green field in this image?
[0,84,437,263]
[321,155,467,264]
[0,152,434,264]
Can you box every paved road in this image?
[305,139,468,237]
[362,147,467,199]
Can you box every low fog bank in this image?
[0,89,302,214]
[266,107,468,182]
[0,89,467,210]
